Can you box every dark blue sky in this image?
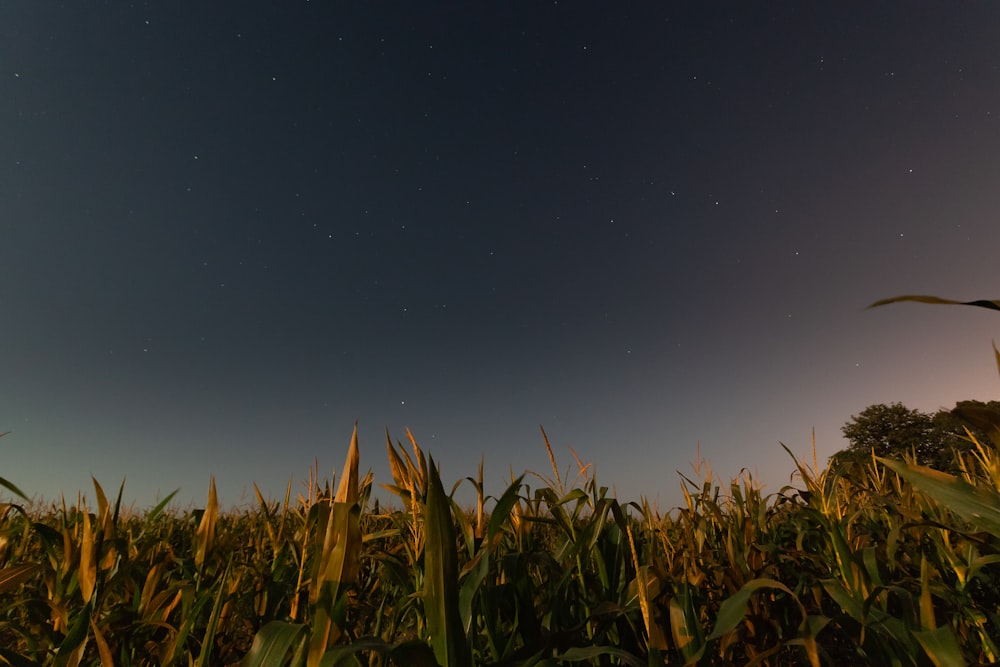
[3,2,1000,509]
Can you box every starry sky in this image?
[3,2,1000,510]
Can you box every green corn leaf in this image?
[53,599,92,667]
[821,578,863,622]
[144,489,179,525]
[458,549,486,635]
[912,626,966,667]
[241,621,308,667]
[0,475,28,501]
[423,455,470,667]
[487,475,524,546]
[878,458,1000,535]
[708,578,796,641]
[316,637,438,667]
[668,586,705,665]
[195,555,233,667]
[0,433,29,501]
[163,579,218,664]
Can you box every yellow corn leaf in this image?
[0,563,42,594]
[138,562,163,616]
[307,426,362,667]
[91,618,114,666]
[406,427,429,496]
[91,477,109,533]
[919,556,936,631]
[195,477,218,572]
[386,428,410,488]
[335,425,360,505]
[79,509,96,603]
[627,526,668,650]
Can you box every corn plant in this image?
[0,374,997,666]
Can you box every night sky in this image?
[3,3,1000,510]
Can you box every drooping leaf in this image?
[0,475,28,502]
[868,294,1000,311]
[879,458,1000,535]
[869,295,1000,375]
[0,433,29,501]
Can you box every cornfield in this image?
[1,422,998,666]
[1,295,999,666]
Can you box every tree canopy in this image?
[833,400,1000,475]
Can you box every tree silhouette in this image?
[834,400,1000,475]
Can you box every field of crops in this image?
[1,421,999,667]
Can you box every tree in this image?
[833,400,1000,475]
[943,400,1000,447]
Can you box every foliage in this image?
[0,291,998,665]
[834,400,1000,475]
[1,423,999,667]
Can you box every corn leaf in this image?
[869,295,1000,375]
[79,509,96,604]
[423,455,470,667]
[0,433,29,501]
[878,458,1000,535]
[868,294,1000,311]
[668,586,705,665]
[0,475,28,502]
[307,426,362,666]
[195,555,233,667]
[241,621,308,667]
[913,626,966,667]
[143,488,179,526]
[90,619,113,667]
[195,476,218,573]
[385,428,410,489]
[0,563,42,594]
[708,578,796,641]
[53,599,91,667]
[627,525,668,651]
